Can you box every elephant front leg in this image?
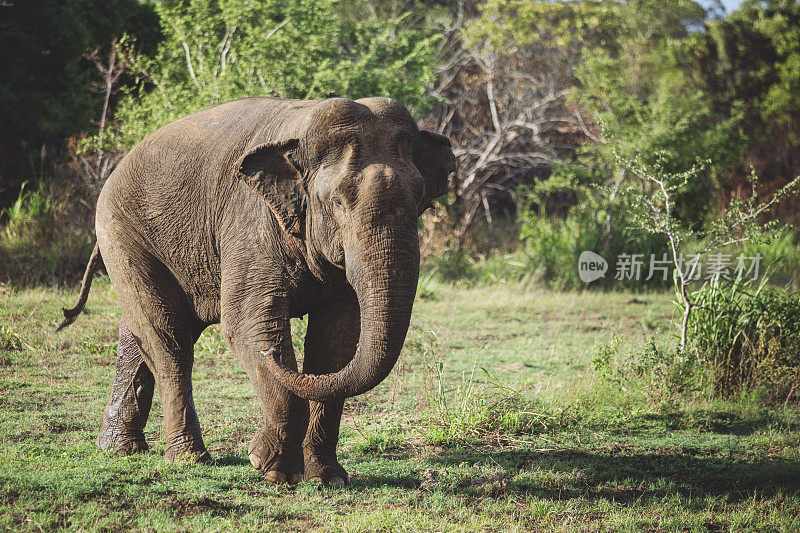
[301,290,359,485]
[97,318,155,454]
[304,399,348,485]
[233,318,308,484]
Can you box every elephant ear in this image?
[237,139,305,236]
[415,130,456,215]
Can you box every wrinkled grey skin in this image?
[61,97,455,485]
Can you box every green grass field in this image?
[1,279,799,531]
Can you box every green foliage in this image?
[195,326,228,357]
[424,250,476,282]
[2,183,54,245]
[568,7,747,227]
[688,278,800,403]
[592,337,702,410]
[415,272,443,301]
[592,277,800,406]
[690,0,800,145]
[0,182,94,286]
[82,339,118,359]
[741,226,800,287]
[0,324,23,351]
[513,178,670,289]
[465,0,740,231]
[351,427,404,454]
[0,0,161,205]
[103,0,438,149]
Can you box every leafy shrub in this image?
[196,326,228,357]
[592,337,702,410]
[103,0,439,151]
[688,278,800,403]
[592,279,800,405]
[0,181,94,285]
[515,200,670,289]
[424,249,476,282]
[0,325,23,351]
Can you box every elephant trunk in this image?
[263,222,419,403]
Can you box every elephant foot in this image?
[97,428,149,455]
[248,429,302,484]
[164,436,211,464]
[97,404,149,455]
[302,453,349,486]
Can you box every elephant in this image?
[59,96,455,485]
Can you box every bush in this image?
[0,181,94,286]
[688,278,800,403]
[516,200,670,289]
[592,279,800,405]
[592,337,702,411]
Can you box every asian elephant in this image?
[59,96,455,485]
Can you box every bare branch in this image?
[181,40,202,90]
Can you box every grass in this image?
[1,278,799,531]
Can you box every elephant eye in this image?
[332,196,344,210]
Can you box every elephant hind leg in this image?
[97,317,155,455]
[99,231,210,464]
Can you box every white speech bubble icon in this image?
[578,251,608,283]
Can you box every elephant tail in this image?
[57,242,102,332]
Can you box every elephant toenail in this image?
[248,453,260,469]
[289,473,302,484]
[328,476,346,487]
[266,471,288,484]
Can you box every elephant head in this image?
[237,97,455,402]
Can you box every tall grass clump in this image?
[422,359,556,445]
[687,277,800,403]
[515,199,669,289]
[0,181,94,285]
[741,226,800,288]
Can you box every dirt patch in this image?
[625,297,647,305]
[493,362,526,373]
[162,495,246,518]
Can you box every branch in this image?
[181,40,202,90]
[265,17,292,40]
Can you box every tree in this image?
[100,0,439,150]
[620,154,799,349]
[686,0,800,222]
[0,0,161,208]
[421,0,599,246]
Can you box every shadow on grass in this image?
[350,447,800,502]
[580,408,800,437]
[650,409,800,435]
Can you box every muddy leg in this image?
[97,318,155,454]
